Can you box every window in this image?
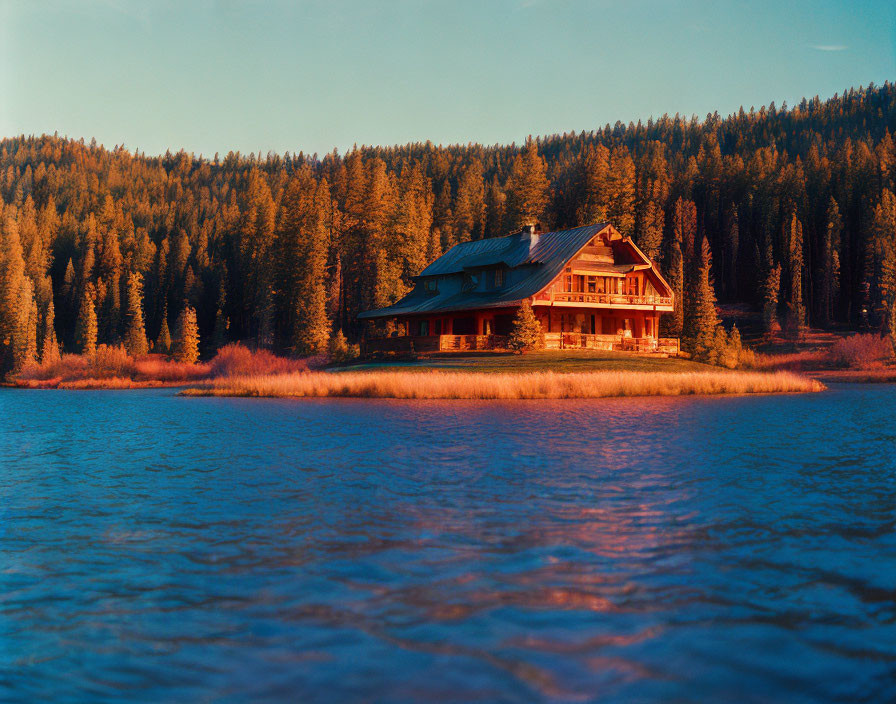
[565,275,572,292]
[626,277,639,296]
[423,278,438,294]
[494,268,504,288]
[587,276,596,293]
[463,273,479,291]
[418,320,429,336]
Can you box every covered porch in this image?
[361,304,677,356]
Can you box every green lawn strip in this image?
[332,350,720,375]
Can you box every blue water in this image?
[1,385,895,703]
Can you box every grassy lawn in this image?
[334,350,719,374]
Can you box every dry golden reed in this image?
[182,370,824,400]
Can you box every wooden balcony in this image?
[533,290,673,309]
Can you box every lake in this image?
[1,385,895,702]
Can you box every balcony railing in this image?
[544,333,680,353]
[536,291,673,307]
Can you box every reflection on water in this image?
[1,387,896,702]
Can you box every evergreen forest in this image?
[1,82,895,373]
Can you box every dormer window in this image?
[423,278,438,294]
[463,273,479,291]
[493,268,504,288]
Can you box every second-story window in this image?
[494,268,504,288]
[424,278,438,294]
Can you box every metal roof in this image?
[359,224,611,319]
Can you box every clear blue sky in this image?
[1,0,893,157]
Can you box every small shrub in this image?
[737,347,760,369]
[91,344,136,378]
[134,355,210,382]
[828,334,893,370]
[508,301,544,353]
[208,343,308,378]
[15,353,89,382]
[329,330,358,364]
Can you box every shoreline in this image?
[12,346,896,395]
[7,378,190,390]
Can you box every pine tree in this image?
[156,306,172,355]
[821,198,842,326]
[785,213,805,337]
[484,177,506,236]
[0,209,38,373]
[663,236,685,337]
[637,200,664,261]
[14,278,38,369]
[238,169,277,346]
[123,273,148,356]
[454,162,485,242]
[298,181,334,354]
[40,298,60,365]
[576,143,610,225]
[276,172,333,354]
[0,210,31,375]
[722,204,739,298]
[504,138,550,229]
[686,236,721,361]
[75,284,98,356]
[761,260,782,334]
[605,146,636,236]
[172,304,200,364]
[672,197,698,268]
[872,191,896,338]
[635,141,670,260]
[507,300,544,353]
[212,281,229,351]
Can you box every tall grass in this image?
[182,370,824,399]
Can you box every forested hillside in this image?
[1,82,895,372]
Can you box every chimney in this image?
[520,223,540,250]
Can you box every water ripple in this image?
[1,386,895,702]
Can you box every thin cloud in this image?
[811,44,848,52]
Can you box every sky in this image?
[1,0,894,157]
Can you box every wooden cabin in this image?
[359,223,678,354]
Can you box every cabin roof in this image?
[417,223,609,276]
[358,223,664,320]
